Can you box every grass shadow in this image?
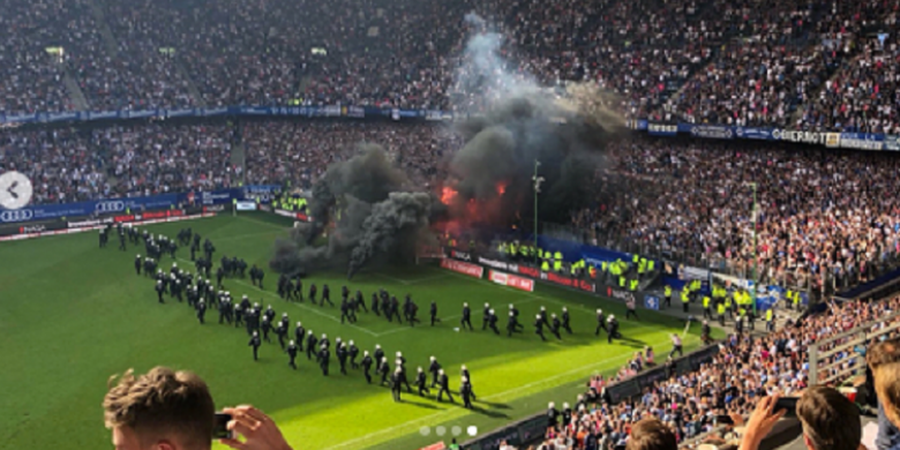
[474,399,511,409]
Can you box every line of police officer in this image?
[131,230,479,407]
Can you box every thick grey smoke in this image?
[269,225,342,276]
[452,15,538,113]
[271,146,432,278]
[348,192,432,278]
[442,14,623,225]
[304,144,407,244]
[272,15,622,276]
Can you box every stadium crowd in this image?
[524,295,900,449]
[0,0,896,131]
[6,117,900,295]
[0,124,237,203]
[100,124,237,197]
[242,121,456,189]
[798,33,900,134]
[587,137,900,292]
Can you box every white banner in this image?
[489,270,534,292]
[235,200,257,211]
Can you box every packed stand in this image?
[0,0,884,126]
[33,0,156,112]
[0,0,79,115]
[0,129,108,204]
[665,0,891,127]
[98,124,236,198]
[586,136,900,293]
[0,124,238,203]
[242,121,457,189]
[529,296,900,449]
[798,32,900,134]
[98,0,197,109]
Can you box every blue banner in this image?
[197,189,241,205]
[0,105,451,126]
[886,135,900,151]
[242,185,281,195]
[647,122,678,136]
[0,189,241,223]
[688,124,734,140]
[734,127,774,140]
[241,185,281,202]
[5,103,895,152]
[643,294,660,310]
[840,132,884,150]
[628,121,900,150]
[580,247,633,268]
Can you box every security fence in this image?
[809,308,900,386]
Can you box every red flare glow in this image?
[434,179,515,236]
[440,186,458,205]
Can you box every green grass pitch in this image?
[0,212,720,450]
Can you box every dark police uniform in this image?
[287,342,298,369]
[249,334,261,361]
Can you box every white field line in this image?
[234,214,290,230]
[438,269,660,331]
[213,229,284,243]
[373,297,541,337]
[175,256,379,337]
[322,336,683,450]
[371,272,450,286]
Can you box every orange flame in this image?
[441,186,458,205]
[496,182,507,196]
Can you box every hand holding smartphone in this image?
[773,397,798,418]
[213,412,233,440]
[217,405,294,450]
[716,414,734,425]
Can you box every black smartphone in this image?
[716,414,734,425]
[213,413,233,439]
[775,397,799,418]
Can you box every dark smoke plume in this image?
[304,144,407,244]
[348,192,432,278]
[438,14,624,227]
[271,146,432,278]
[272,14,623,277]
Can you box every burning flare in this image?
[441,186,459,205]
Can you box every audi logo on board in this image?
[95,201,126,213]
[0,209,34,222]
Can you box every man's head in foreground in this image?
[797,386,861,450]
[626,417,677,450]
[103,366,214,450]
[874,361,900,428]
[869,338,900,429]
